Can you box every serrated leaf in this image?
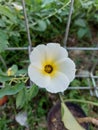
[28,85,39,101]
[16,88,26,108]
[0,5,16,23]
[0,83,25,98]
[61,102,85,130]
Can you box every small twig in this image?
[77,117,98,126]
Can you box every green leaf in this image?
[0,75,12,82]
[34,20,47,32]
[16,88,26,108]
[11,65,18,73]
[82,1,94,8]
[77,28,88,38]
[0,30,9,52]
[0,20,6,27]
[94,0,98,9]
[42,0,54,6]
[8,65,18,76]
[0,69,12,82]
[25,0,33,5]
[61,102,85,130]
[0,5,16,23]
[16,69,27,76]
[0,69,6,75]
[0,83,25,98]
[28,85,39,101]
[74,19,86,27]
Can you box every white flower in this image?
[15,112,28,128]
[28,43,76,93]
[12,3,23,11]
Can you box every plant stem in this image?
[9,76,29,85]
[59,93,64,103]
[64,99,98,106]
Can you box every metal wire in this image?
[21,0,33,86]
[63,0,74,46]
[90,73,98,97]
[6,47,98,51]
[68,87,98,90]
[21,0,32,54]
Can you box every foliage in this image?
[0,116,9,130]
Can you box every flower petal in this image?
[28,64,50,88]
[46,72,70,93]
[58,58,76,82]
[15,112,28,127]
[30,44,46,68]
[46,43,68,62]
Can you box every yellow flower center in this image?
[41,59,59,77]
[44,64,53,73]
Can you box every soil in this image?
[47,102,89,130]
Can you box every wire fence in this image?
[2,0,98,97]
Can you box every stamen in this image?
[44,64,53,73]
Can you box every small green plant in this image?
[0,116,9,130]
